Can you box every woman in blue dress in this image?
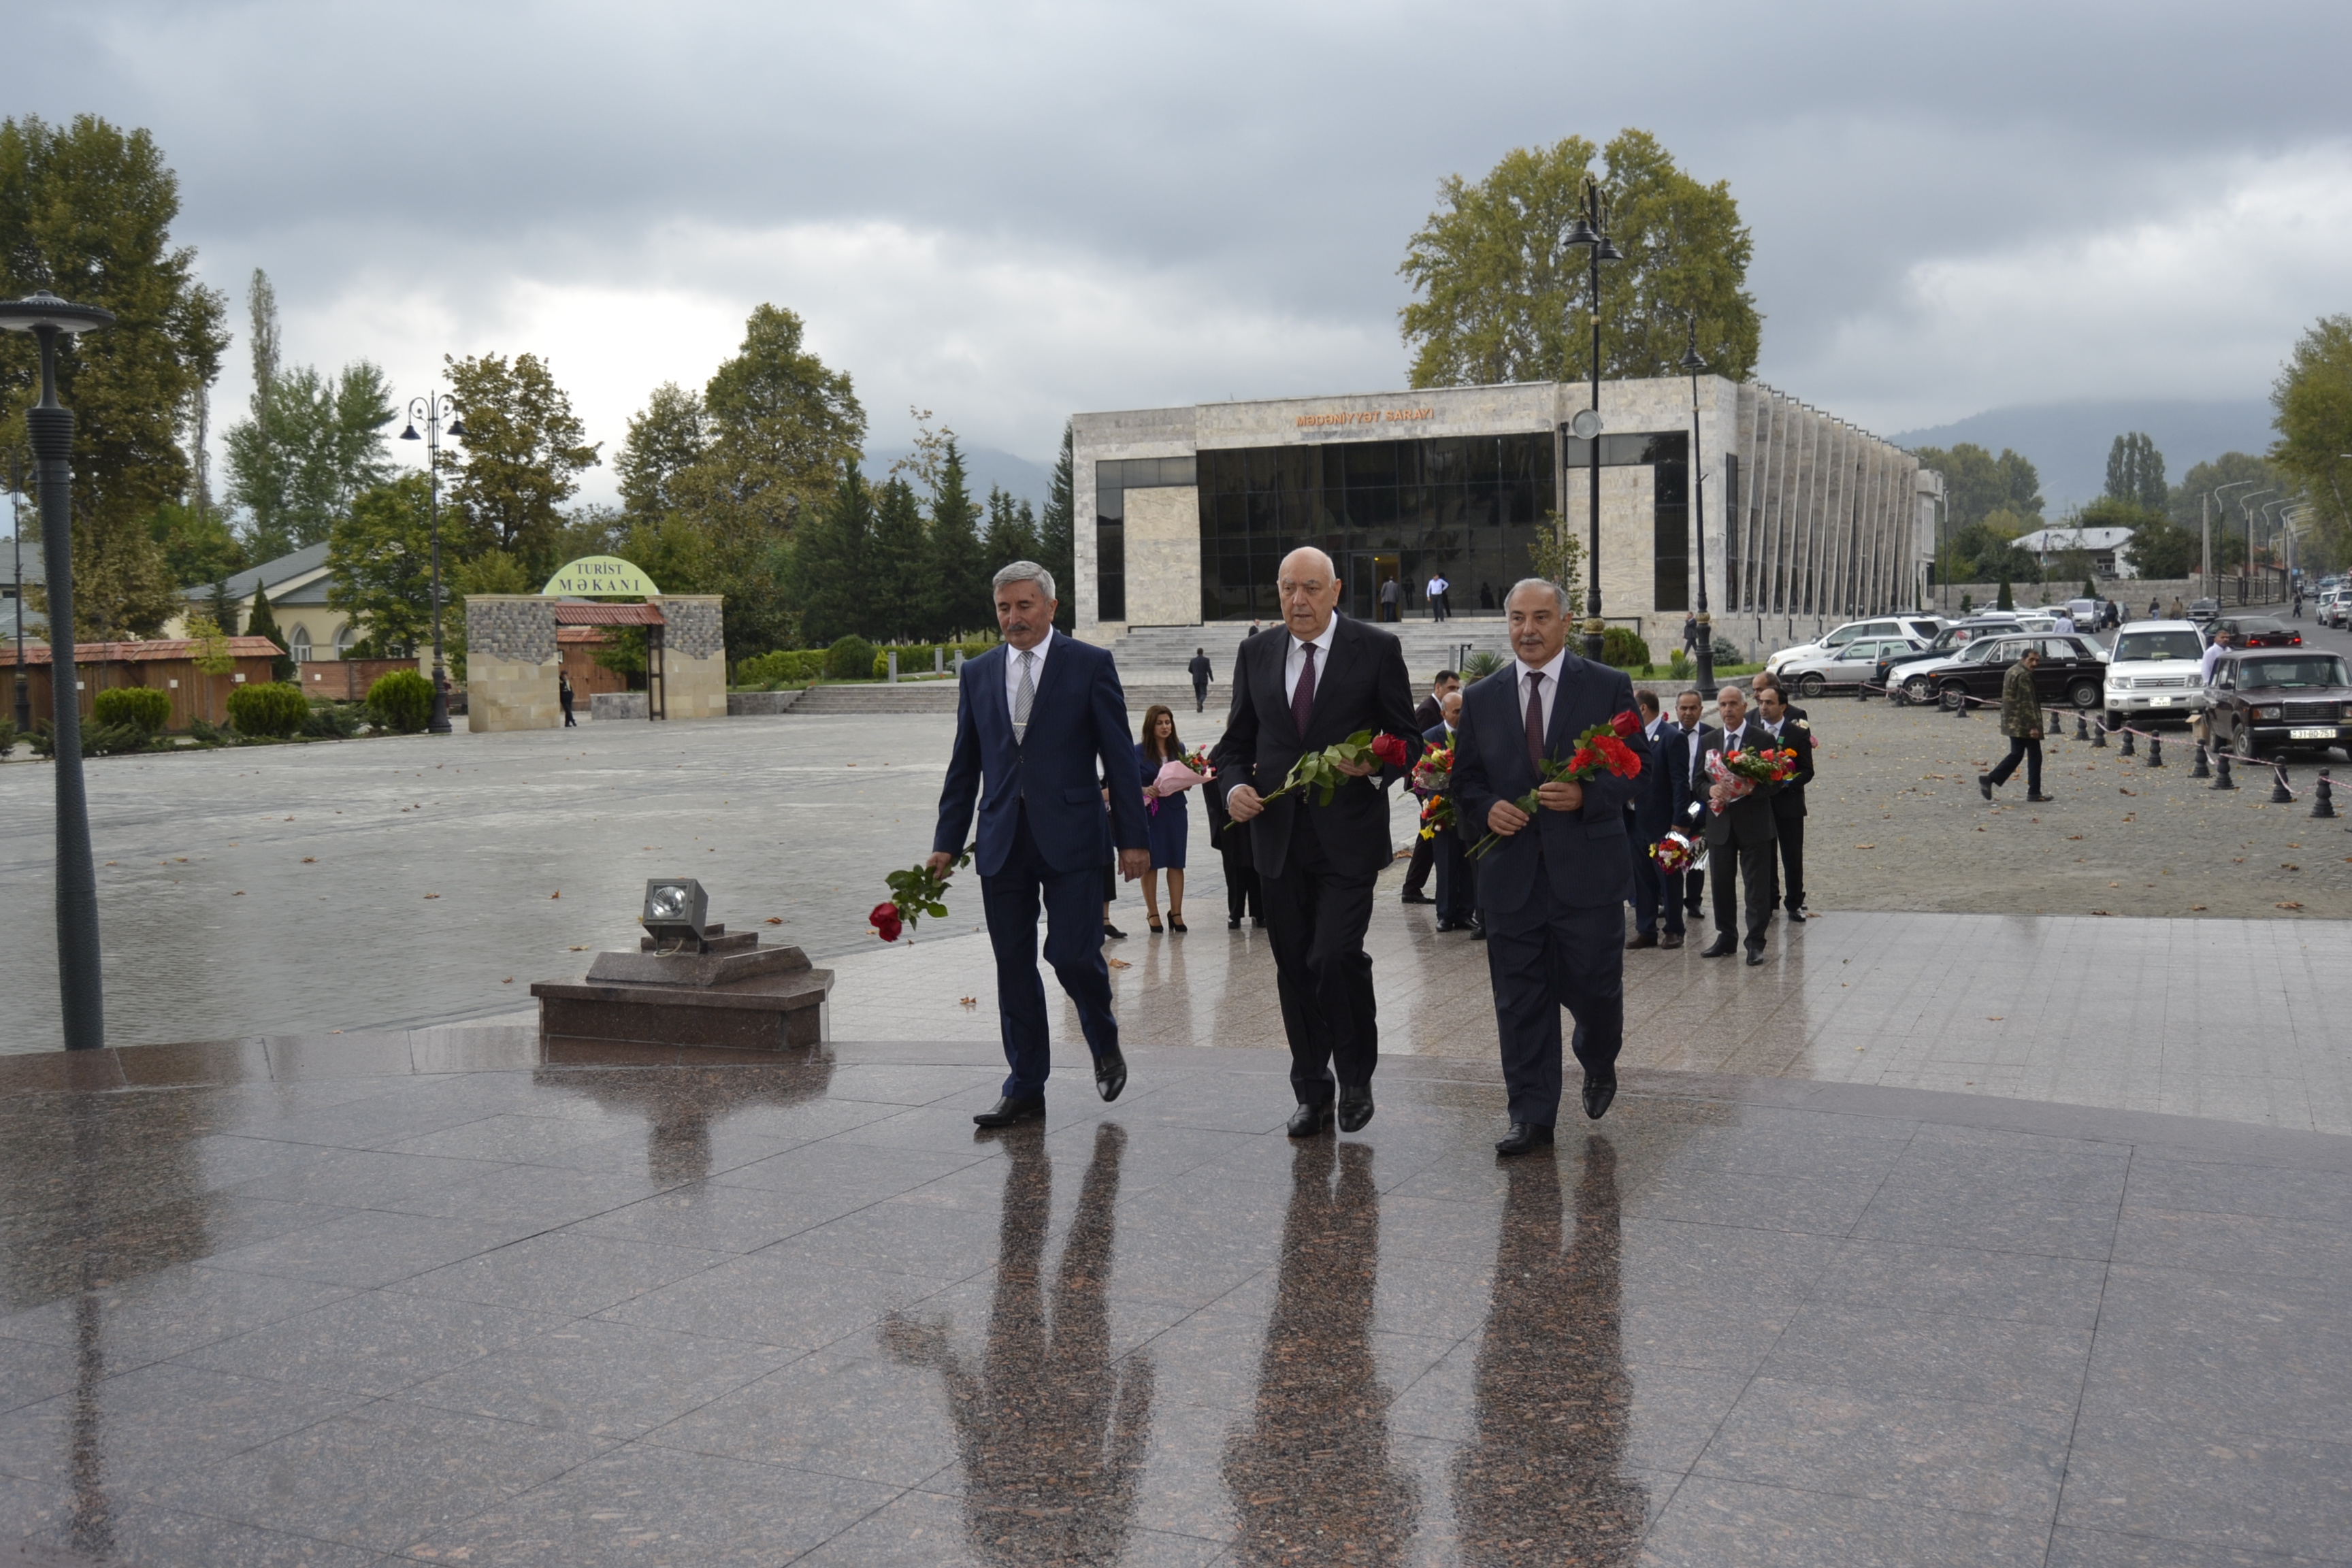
[1136,703,1189,932]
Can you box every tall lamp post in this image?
[2210,479,2257,598]
[398,393,467,735]
[2237,489,2274,606]
[0,290,116,1051]
[11,460,28,734]
[1562,176,1621,661]
[1679,321,1716,694]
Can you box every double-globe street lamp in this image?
[0,290,116,1051]
[1678,320,1717,695]
[1561,176,1621,662]
[397,393,468,735]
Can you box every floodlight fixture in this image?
[640,877,710,951]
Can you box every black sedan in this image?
[1878,617,2029,699]
[2212,616,2302,649]
[2205,651,2352,759]
[1899,634,2108,712]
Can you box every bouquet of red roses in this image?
[869,842,975,943]
[1259,729,1413,808]
[1147,745,1217,815]
[1467,710,1646,860]
[1703,745,1799,813]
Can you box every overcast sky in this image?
[7,0,2348,506]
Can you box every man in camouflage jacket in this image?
[1979,648,2050,802]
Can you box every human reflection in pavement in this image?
[1224,1139,1419,1566]
[535,1056,836,1184]
[1452,1137,1645,1565]
[883,1122,1154,1564]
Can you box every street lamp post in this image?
[398,393,468,735]
[11,461,27,734]
[1680,321,1716,695]
[2232,487,2274,606]
[1561,176,1621,662]
[0,290,116,1051]
[2210,479,2257,600]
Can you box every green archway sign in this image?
[543,555,659,597]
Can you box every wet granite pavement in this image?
[3,1031,2350,1565]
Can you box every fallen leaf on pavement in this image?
[2277,901,2304,910]
[764,916,784,925]
[1107,957,1132,969]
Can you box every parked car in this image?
[1777,635,1928,698]
[2187,598,2223,626]
[1765,614,1948,674]
[2323,590,2351,630]
[2064,598,2099,627]
[1880,617,2033,696]
[2205,650,2352,760]
[1900,633,2108,711]
[2102,621,2206,728]
[2213,615,2302,649]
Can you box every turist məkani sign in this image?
[542,555,660,597]
[1294,407,1435,429]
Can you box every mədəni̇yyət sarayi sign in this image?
[542,555,661,597]
[1294,407,1435,429]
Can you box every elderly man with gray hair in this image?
[930,561,1152,1129]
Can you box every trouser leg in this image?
[1987,736,2029,787]
[1629,833,1661,936]
[1483,896,1563,1127]
[1779,815,1806,911]
[1403,831,1433,895]
[1740,842,1774,946]
[1260,831,1379,1102]
[1040,855,1118,1058]
[2025,738,2043,794]
[981,845,1052,1100]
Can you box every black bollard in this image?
[2120,725,2136,757]
[2314,770,2338,820]
[2270,766,2294,804]
[2211,755,2236,791]
[2147,734,2164,768]
[2191,742,2211,779]
[1952,690,1970,718]
[2092,714,2108,748]
[2076,712,2089,741]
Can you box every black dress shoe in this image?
[1744,941,1765,966]
[1582,1078,1617,1119]
[2027,791,2055,802]
[1979,773,1993,800]
[1228,917,1241,929]
[1469,924,1486,941]
[1661,930,1684,949]
[1286,1101,1333,1137]
[1494,1122,1555,1156]
[973,1095,1045,1128]
[1094,1049,1127,1102]
[1400,889,1434,905]
[1337,1085,1374,1133]
[1701,936,1737,958]
[1435,917,1460,932]
[1102,923,1126,941]
[1625,931,1659,950]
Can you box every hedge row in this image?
[734,637,998,689]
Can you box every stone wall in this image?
[1122,487,1202,626]
[464,595,560,732]
[653,594,728,720]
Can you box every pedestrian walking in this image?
[1978,647,2052,803]
[1680,614,1700,658]
[1188,647,1213,713]
[559,671,576,728]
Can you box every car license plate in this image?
[2146,696,2172,707]
[2289,728,2336,740]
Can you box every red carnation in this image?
[1610,708,1642,739]
[1371,732,1411,769]
[870,901,900,928]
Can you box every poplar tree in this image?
[2104,432,2167,512]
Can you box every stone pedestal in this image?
[531,926,834,1049]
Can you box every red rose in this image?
[1610,708,1642,739]
[1371,733,1410,768]
[875,912,904,942]
[870,901,900,928]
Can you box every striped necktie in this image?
[1012,651,1036,744]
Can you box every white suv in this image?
[2104,621,2207,728]
[1767,615,1946,674]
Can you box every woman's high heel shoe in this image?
[1168,913,1187,932]
[1146,916,1164,934]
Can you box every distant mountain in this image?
[1891,399,2275,512]
[860,444,1055,508]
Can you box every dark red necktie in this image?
[1524,671,1546,766]
[1292,642,1316,735]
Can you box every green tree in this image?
[615,380,708,522]
[1399,129,1760,389]
[922,441,989,640]
[2168,452,2284,530]
[1039,423,1076,630]
[146,499,246,588]
[2104,432,2167,511]
[983,486,1041,570]
[242,582,295,680]
[2269,314,2352,555]
[206,575,237,636]
[793,467,876,649]
[1912,443,2044,529]
[326,474,435,655]
[220,272,397,558]
[682,304,866,540]
[868,476,929,642]
[0,114,229,639]
[442,350,601,576]
[2087,497,2195,578]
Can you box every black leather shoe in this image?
[1978,773,1993,800]
[1494,1122,1555,1156]
[1744,941,1765,966]
[1337,1085,1374,1133]
[1102,923,1126,941]
[2027,791,2055,802]
[1661,931,1684,949]
[1701,936,1737,958]
[1286,1101,1333,1138]
[1626,931,1659,950]
[1094,1049,1126,1103]
[1582,1078,1617,1120]
[1469,920,1486,941]
[1401,889,1434,905]
[973,1095,1045,1129]
[1435,917,1460,932]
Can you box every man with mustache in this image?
[1452,579,1640,1150]
[930,561,1150,1128]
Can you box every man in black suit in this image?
[1400,670,1460,905]
[1658,688,1717,930]
[1624,689,1667,949]
[1700,685,1781,965]
[1188,647,1213,713]
[1421,689,1479,933]
[1754,681,1814,922]
[1215,546,1418,1137]
[1454,579,1640,1152]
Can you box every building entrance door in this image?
[1352,553,1403,621]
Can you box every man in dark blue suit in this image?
[931,561,1150,1128]
[1421,689,1478,933]
[1454,579,1640,1154]
[1654,688,1719,941]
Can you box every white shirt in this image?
[1671,721,1708,785]
[1511,647,1569,742]
[1643,715,1665,741]
[1283,618,1339,703]
[1003,628,1054,710]
[1428,576,1448,595]
[2201,642,2228,683]
[2054,615,2075,634]
[1717,717,1761,754]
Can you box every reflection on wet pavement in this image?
[0,1032,2349,1564]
